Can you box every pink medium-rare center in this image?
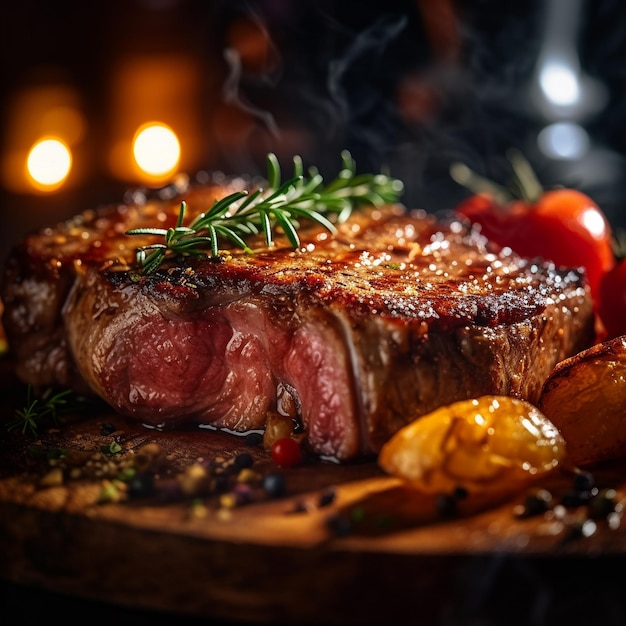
[1,180,595,461]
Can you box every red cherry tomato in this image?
[271,437,302,468]
[598,258,626,339]
[456,188,615,301]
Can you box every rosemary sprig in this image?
[126,151,404,274]
[6,386,74,436]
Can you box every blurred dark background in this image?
[2,0,626,264]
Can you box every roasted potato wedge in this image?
[538,335,626,467]
[379,395,565,497]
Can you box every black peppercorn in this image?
[517,488,553,518]
[100,423,117,436]
[573,471,596,493]
[234,452,254,470]
[245,432,263,447]
[561,489,594,508]
[318,487,336,507]
[263,472,286,498]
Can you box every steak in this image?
[1,176,595,461]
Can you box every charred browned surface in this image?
[1,182,595,460]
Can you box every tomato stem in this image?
[506,148,544,204]
[450,149,546,207]
[449,163,511,207]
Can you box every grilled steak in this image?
[1,176,595,461]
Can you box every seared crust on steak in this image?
[1,176,595,460]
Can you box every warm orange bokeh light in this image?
[0,84,85,194]
[107,54,207,185]
[132,123,181,179]
[26,137,72,191]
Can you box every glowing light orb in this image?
[26,138,72,189]
[133,123,180,177]
[537,122,589,160]
[539,62,580,107]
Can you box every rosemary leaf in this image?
[126,151,403,273]
[6,387,76,436]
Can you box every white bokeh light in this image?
[133,123,180,177]
[26,138,72,188]
[537,122,589,160]
[539,62,580,107]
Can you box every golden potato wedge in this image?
[379,395,565,497]
[538,335,626,467]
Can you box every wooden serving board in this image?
[2,354,626,625]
